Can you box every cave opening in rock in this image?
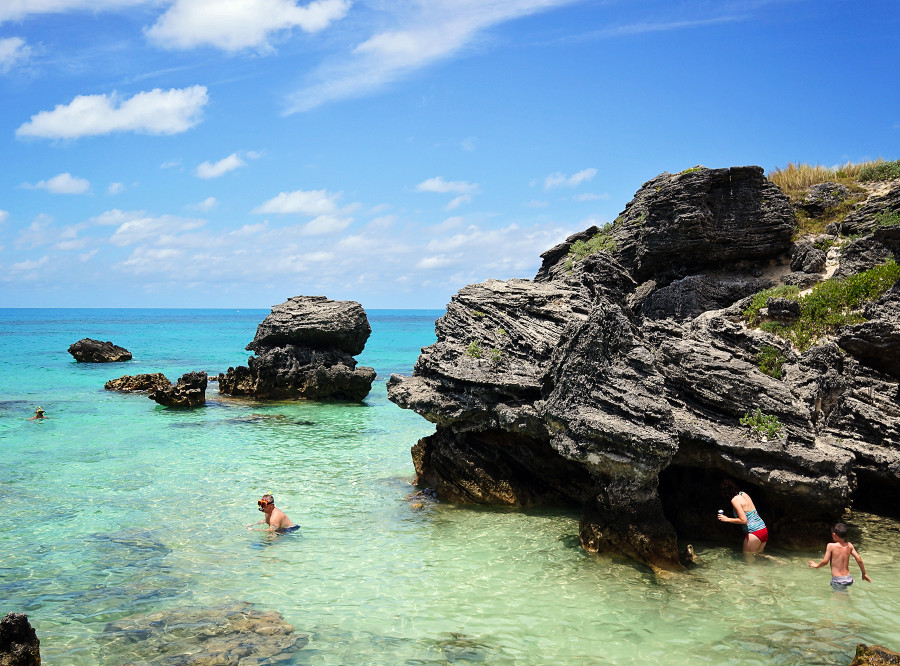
[851,468,900,519]
[657,464,775,543]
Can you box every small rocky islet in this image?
[103,295,376,407]
[388,163,900,573]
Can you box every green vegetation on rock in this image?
[873,208,900,228]
[465,340,483,358]
[756,345,786,379]
[743,260,900,351]
[858,159,900,182]
[564,222,617,270]
[740,408,783,440]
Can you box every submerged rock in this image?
[68,338,132,363]
[97,602,306,664]
[0,612,41,666]
[388,164,900,571]
[105,373,171,392]
[148,371,207,408]
[850,643,900,666]
[219,296,376,402]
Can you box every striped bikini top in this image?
[735,492,766,532]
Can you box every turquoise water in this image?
[2,309,899,665]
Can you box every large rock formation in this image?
[218,296,376,402]
[68,338,132,362]
[388,165,900,571]
[0,612,40,666]
[148,371,207,408]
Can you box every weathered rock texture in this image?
[68,338,132,363]
[105,373,171,392]
[0,613,40,666]
[218,296,376,401]
[851,644,900,666]
[149,371,207,408]
[388,165,900,571]
[98,603,306,664]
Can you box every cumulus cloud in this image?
[286,0,579,112]
[301,214,351,235]
[195,152,247,179]
[0,37,30,73]
[106,210,207,246]
[445,194,471,211]
[16,85,208,139]
[544,168,597,190]
[252,188,341,215]
[146,0,351,51]
[24,172,90,194]
[187,196,218,211]
[416,177,479,194]
[107,182,125,195]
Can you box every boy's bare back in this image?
[824,541,853,577]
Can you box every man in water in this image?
[28,407,46,420]
[247,493,298,533]
[808,522,871,590]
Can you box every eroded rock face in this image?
[105,373,171,392]
[68,338,132,363]
[388,165,900,571]
[0,613,40,666]
[149,371,207,408]
[219,296,375,402]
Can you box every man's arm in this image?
[246,518,265,530]
[808,543,834,568]
[851,546,872,582]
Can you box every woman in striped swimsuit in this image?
[718,479,768,557]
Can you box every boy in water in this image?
[247,493,298,533]
[808,522,871,590]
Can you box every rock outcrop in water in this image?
[388,165,900,571]
[148,371,207,408]
[68,338,132,362]
[218,295,376,402]
[0,612,41,666]
[105,373,171,392]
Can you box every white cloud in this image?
[195,153,246,179]
[0,209,8,224]
[253,188,341,215]
[107,182,125,195]
[286,0,579,112]
[188,196,218,211]
[544,168,597,190]
[146,0,351,51]
[416,254,457,270]
[301,214,351,235]
[16,85,208,139]
[445,194,471,211]
[0,37,30,73]
[108,211,207,246]
[416,177,479,194]
[0,0,148,23]
[11,256,50,272]
[526,200,549,208]
[574,192,609,202]
[24,172,90,194]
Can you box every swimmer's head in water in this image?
[257,493,274,511]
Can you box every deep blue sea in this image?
[2,309,898,664]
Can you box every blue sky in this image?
[1,0,898,309]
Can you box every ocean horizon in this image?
[2,307,899,664]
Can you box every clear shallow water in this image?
[1,308,899,665]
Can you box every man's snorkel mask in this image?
[257,493,273,512]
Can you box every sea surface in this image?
[1,308,899,665]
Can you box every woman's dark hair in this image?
[720,479,740,501]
